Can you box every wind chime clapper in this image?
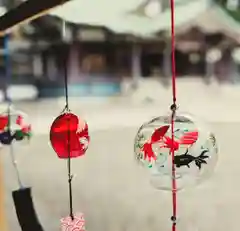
[49,19,89,231]
[2,34,44,231]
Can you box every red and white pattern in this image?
[61,213,86,231]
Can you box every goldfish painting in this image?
[141,125,199,162]
[141,125,169,161]
[160,129,198,151]
[174,149,209,169]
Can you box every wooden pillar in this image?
[46,54,57,81]
[205,49,212,79]
[232,47,240,82]
[0,159,8,231]
[131,42,142,86]
[163,40,171,77]
[206,48,222,81]
[68,43,80,83]
[32,54,43,79]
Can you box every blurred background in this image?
[0,0,239,100]
[1,1,240,231]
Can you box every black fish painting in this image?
[174,149,209,169]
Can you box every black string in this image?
[62,23,74,220]
[63,47,69,111]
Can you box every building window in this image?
[10,52,33,83]
[79,42,111,77]
[81,54,107,75]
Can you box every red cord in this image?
[170,0,177,230]
[170,0,176,104]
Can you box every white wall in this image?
[0,85,38,102]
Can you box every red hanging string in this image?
[170,0,176,104]
[170,0,177,230]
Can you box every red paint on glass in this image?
[0,116,8,130]
[142,125,170,161]
[50,113,90,159]
[142,125,198,161]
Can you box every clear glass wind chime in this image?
[1,34,43,231]
[133,0,219,230]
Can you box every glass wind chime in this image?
[1,34,43,231]
[133,0,219,230]
[49,19,90,231]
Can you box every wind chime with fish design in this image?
[140,125,209,169]
[0,1,87,231]
[0,34,44,231]
[133,0,219,230]
[49,20,89,231]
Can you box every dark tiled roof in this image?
[0,0,71,35]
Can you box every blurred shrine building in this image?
[1,0,240,97]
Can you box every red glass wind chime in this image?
[49,19,90,231]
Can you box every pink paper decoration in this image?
[61,213,86,231]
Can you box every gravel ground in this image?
[1,123,237,231]
[1,80,240,231]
